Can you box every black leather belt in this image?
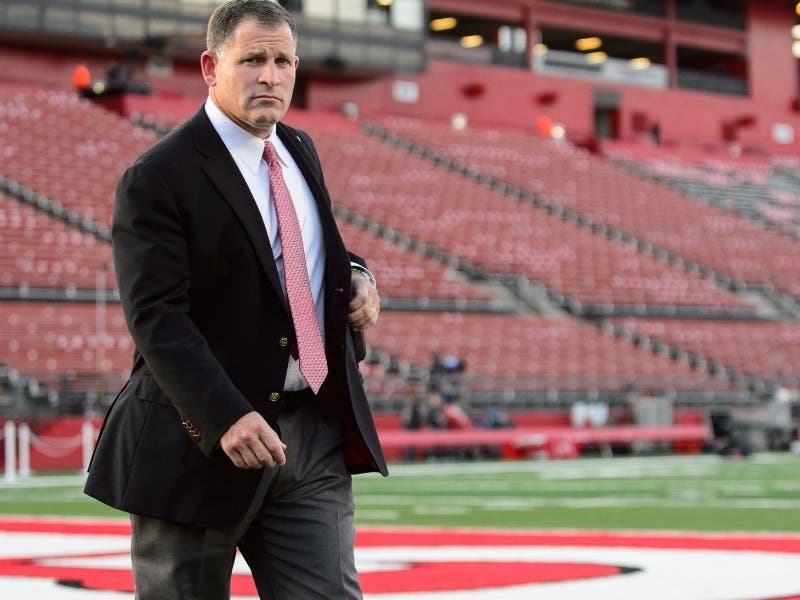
[278,387,315,412]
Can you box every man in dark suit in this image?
[84,1,387,598]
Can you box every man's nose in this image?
[259,62,280,85]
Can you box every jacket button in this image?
[269,392,281,402]
[278,337,289,347]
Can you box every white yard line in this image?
[356,493,800,511]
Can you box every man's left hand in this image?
[349,271,379,331]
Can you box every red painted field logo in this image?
[1,518,799,599]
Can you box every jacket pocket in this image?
[135,371,175,407]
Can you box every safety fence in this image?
[2,418,97,481]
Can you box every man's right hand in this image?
[220,411,287,469]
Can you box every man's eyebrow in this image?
[242,49,266,59]
[240,48,294,61]
[274,49,295,60]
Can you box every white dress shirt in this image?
[204,97,325,391]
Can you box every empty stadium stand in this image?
[0,83,797,440]
[0,191,115,291]
[303,119,758,316]
[603,139,800,239]
[0,301,131,414]
[0,85,157,227]
[368,312,731,399]
[374,118,800,300]
[337,219,500,308]
[609,317,800,390]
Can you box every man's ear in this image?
[200,51,217,87]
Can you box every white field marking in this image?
[747,452,797,464]
[362,478,777,494]
[9,533,800,600]
[0,514,127,527]
[533,464,719,480]
[1,455,793,488]
[1,480,776,505]
[0,578,136,600]
[0,474,86,489]
[664,488,716,501]
[374,455,727,478]
[7,536,800,600]
[357,493,800,511]
[5,529,800,600]
[412,505,471,516]
[357,545,800,600]
[0,491,94,503]
[32,553,417,576]
[714,483,771,495]
[356,510,402,520]
[362,478,673,492]
[773,481,800,491]
[0,531,130,559]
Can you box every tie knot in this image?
[263,141,278,167]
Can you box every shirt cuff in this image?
[350,262,377,287]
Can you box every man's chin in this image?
[252,112,282,130]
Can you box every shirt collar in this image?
[204,96,290,175]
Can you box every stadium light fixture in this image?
[793,24,800,39]
[460,35,484,49]
[586,51,607,64]
[451,113,468,131]
[551,124,566,140]
[629,57,651,70]
[376,0,393,6]
[430,17,457,32]
[793,40,800,59]
[796,1,800,16]
[575,36,602,52]
[533,43,548,56]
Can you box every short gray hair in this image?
[207,0,297,53]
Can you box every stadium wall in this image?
[749,1,799,112]
[4,41,794,157]
[307,58,800,154]
[306,0,800,155]
[1,2,797,155]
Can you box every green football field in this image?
[1,453,798,533]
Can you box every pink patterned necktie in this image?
[263,141,328,393]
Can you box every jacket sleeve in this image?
[113,162,253,457]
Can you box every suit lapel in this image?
[278,124,349,279]
[277,124,331,215]
[190,112,350,325]
[191,110,288,312]
[278,124,352,331]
